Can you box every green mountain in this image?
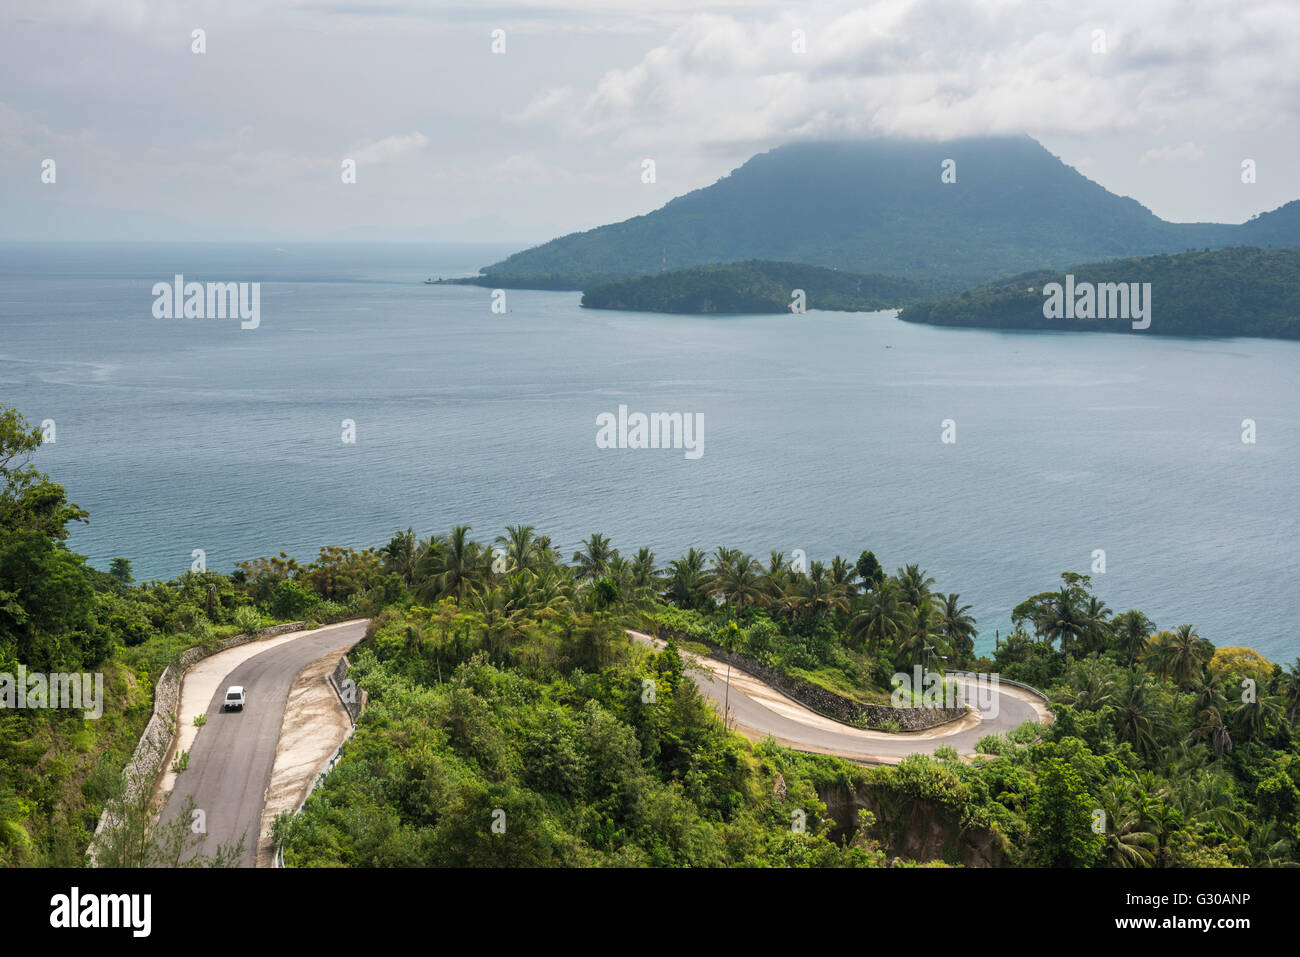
[479,137,1299,290]
[580,260,928,314]
[899,246,1300,339]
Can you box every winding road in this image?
[629,630,1051,763]
[156,620,366,866]
[147,620,1046,867]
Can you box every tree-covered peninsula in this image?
[580,260,927,314]
[900,246,1300,338]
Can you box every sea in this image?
[1,241,1296,660]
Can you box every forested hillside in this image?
[899,246,1300,338]
[580,260,927,314]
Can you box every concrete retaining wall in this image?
[329,654,367,725]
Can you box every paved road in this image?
[629,631,1050,763]
[157,620,366,866]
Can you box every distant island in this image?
[579,260,928,314]
[469,136,1300,293]
[899,246,1300,339]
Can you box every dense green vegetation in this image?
[477,137,1300,290]
[280,527,1300,868]
[4,403,1300,867]
[0,408,382,866]
[900,246,1300,339]
[580,260,927,314]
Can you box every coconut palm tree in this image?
[763,551,792,607]
[1157,624,1213,688]
[378,527,425,586]
[1111,669,1169,760]
[1059,657,1118,711]
[1111,610,1155,667]
[1097,779,1158,868]
[828,556,859,601]
[896,564,935,609]
[798,561,849,620]
[1079,596,1112,656]
[897,600,948,671]
[470,585,513,660]
[664,548,709,610]
[1035,586,1087,655]
[628,547,659,606]
[495,524,538,577]
[709,550,764,616]
[1231,693,1284,743]
[436,525,487,603]
[849,580,905,655]
[571,532,615,581]
[935,593,976,663]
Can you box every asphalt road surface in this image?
[157,620,366,866]
[628,631,1050,762]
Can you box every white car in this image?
[223,686,246,712]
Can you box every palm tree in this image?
[470,586,513,660]
[437,525,487,603]
[1245,819,1293,867]
[495,524,538,577]
[935,593,976,663]
[763,551,792,607]
[1160,624,1213,688]
[798,561,849,620]
[1110,610,1155,667]
[571,532,615,581]
[412,536,448,603]
[1059,657,1117,711]
[378,527,424,586]
[1035,586,1087,654]
[1111,669,1169,760]
[1189,672,1227,718]
[665,548,709,610]
[897,601,948,671]
[1169,767,1241,831]
[1097,779,1158,868]
[828,556,859,601]
[628,547,659,606]
[709,549,764,616]
[1079,596,1112,656]
[1231,694,1284,743]
[896,564,935,609]
[849,581,905,655]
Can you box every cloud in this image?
[1139,141,1206,164]
[350,131,429,165]
[512,0,1300,149]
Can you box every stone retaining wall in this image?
[659,627,967,732]
[88,619,319,863]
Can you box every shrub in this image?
[231,605,263,637]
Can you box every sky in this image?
[2,0,1298,243]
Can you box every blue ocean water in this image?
[1,242,1297,660]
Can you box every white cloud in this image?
[1139,141,1206,164]
[350,131,429,165]
[515,0,1300,150]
